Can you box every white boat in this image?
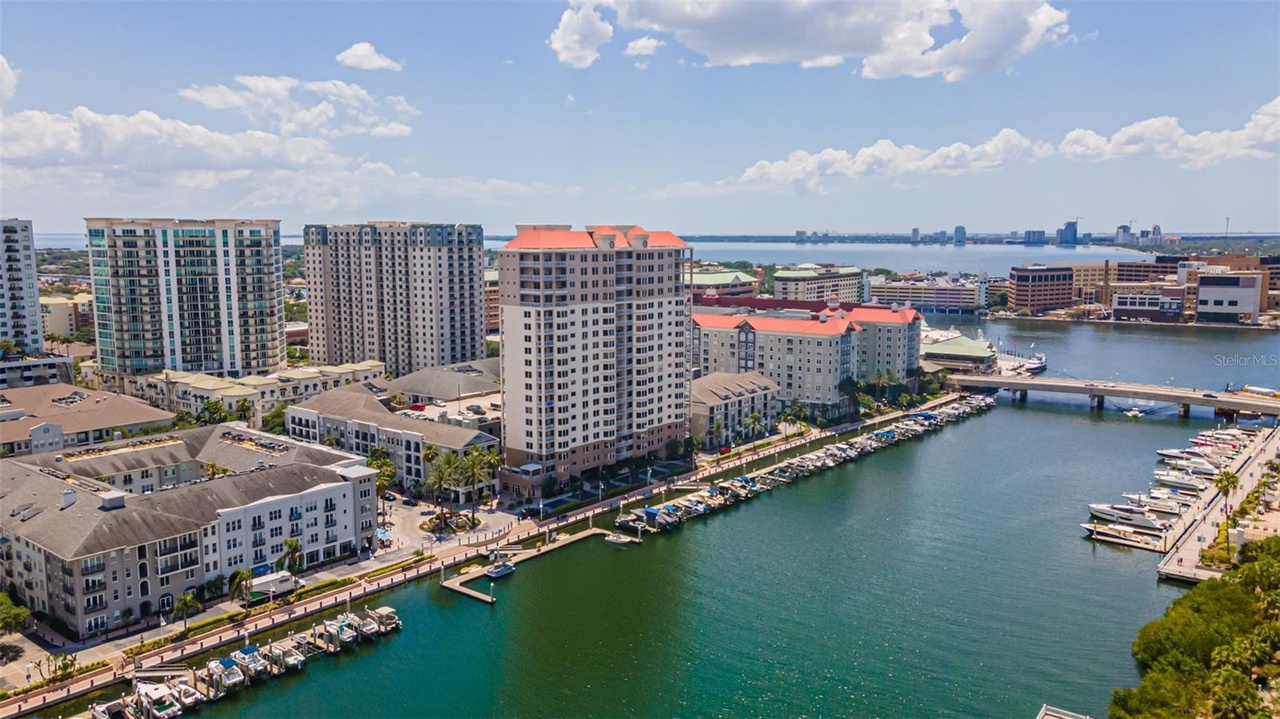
[371,606,402,632]
[1088,503,1169,531]
[91,699,129,719]
[1170,458,1220,476]
[136,681,183,719]
[324,619,358,644]
[1154,471,1208,491]
[1024,352,1048,373]
[485,560,515,578]
[167,679,205,709]
[342,611,380,638]
[1120,493,1183,515]
[604,532,641,545]
[264,642,306,671]
[1124,409,1144,418]
[230,645,269,676]
[1081,523,1162,550]
[1146,487,1198,507]
[208,658,245,689]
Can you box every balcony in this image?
[324,516,337,529]
[84,577,106,593]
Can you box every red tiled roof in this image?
[693,313,856,336]
[504,230,597,250]
[626,227,689,248]
[820,306,919,324]
[694,295,920,324]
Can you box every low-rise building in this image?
[1111,287,1186,323]
[1196,272,1268,323]
[919,334,997,372]
[690,268,758,299]
[286,381,499,499]
[39,294,95,338]
[691,371,778,449]
[774,264,867,302]
[385,357,500,406]
[0,453,375,638]
[0,353,74,390]
[0,384,174,457]
[123,360,386,427]
[867,275,988,313]
[1009,265,1075,312]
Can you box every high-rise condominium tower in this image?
[1,219,42,354]
[303,222,485,377]
[497,225,691,498]
[86,218,284,389]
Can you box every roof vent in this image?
[99,491,127,511]
[60,488,77,510]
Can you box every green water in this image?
[148,323,1280,717]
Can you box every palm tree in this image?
[171,593,202,632]
[204,462,228,481]
[1214,470,1241,504]
[744,412,762,440]
[776,408,793,439]
[274,538,304,578]
[463,446,497,522]
[432,452,463,510]
[872,371,891,403]
[228,568,254,606]
[419,444,441,497]
[788,398,807,426]
[0,340,16,361]
[234,397,253,423]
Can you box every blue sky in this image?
[1,1,1276,235]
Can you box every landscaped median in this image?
[0,659,110,701]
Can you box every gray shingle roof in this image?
[690,371,779,406]
[385,358,500,400]
[292,384,496,451]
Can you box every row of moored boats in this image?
[607,395,997,541]
[1082,427,1256,552]
[91,606,402,719]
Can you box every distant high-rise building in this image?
[1059,220,1079,246]
[86,218,284,389]
[304,222,486,377]
[954,225,967,245]
[911,228,920,243]
[1115,225,1135,244]
[1,219,42,354]
[1024,230,1047,245]
[497,225,691,498]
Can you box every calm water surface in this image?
[182,322,1275,718]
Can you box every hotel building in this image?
[86,218,285,390]
[774,264,868,302]
[497,225,691,496]
[303,222,485,377]
[1008,265,1075,312]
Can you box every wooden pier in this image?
[443,528,611,604]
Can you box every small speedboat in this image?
[208,658,245,689]
[604,532,640,545]
[485,560,515,578]
[342,611,380,638]
[230,645,269,676]
[135,681,183,719]
[372,606,402,632]
[324,619,358,644]
[168,678,206,709]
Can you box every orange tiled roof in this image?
[821,306,920,324]
[693,313,856,335]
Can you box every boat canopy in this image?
[219,658,237,669]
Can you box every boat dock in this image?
[1157,425,1280,582]
[444,528,611,604]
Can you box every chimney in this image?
[60,488,77,510]
[827,293,840,310]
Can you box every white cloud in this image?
[655,96,1280,197]
[633,61,649,71]
[0,54,19,102]
[564,94,576,108]
[549,1,1070,81]
[624,36,665,56]
[335,42,403,71]
[179,75,407,138]
[547,4,615,69]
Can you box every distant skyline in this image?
[1,1,1277,235]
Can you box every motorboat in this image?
[371,606,402,632]
[1081,523,1162,550]
[604,532,641,545]
[1088,503,1169,531]
[1154,470,1208,491]
[1169,458,1220,476]
[230,645,269,676]
[1146,487,1198,507]
[135,681,184,719]
[1120,493,1183,515]
[341,611,380,638]
[484,560,515,578]
[1124,409,1145,418]
[264,642,306,671]
[324,619,358,644]
[207,658,245,690]
[1024,353,1048,373]
[90,699,129,719]
[167,678,206,709]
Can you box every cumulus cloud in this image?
[624,36,665,56]
[547,4,614,68]
[655,97,1280,197]
[0,54,18,102]
[563,93,576,108]
[634,62,649,71]
[179,75,411,138]
[335,42,403,71]
[547,1,1071,81]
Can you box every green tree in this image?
[198,398,229,425]
[744,412,762,440]
[274,537,305,578]
[234,397,253,422]
[367,445,397,512]
[171,592,202,632]
[0,593,31,635]
[0,340,17,360]
[710,419,723,448]
[203,574,227,598]
[788,398,808,425]
[837,376,859,418]
[228,568,254,606]
[260,403,287,435]
[433,452,464,508]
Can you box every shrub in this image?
[292,577,356,602]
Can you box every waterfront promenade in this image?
[1,397,966,716]
[1157,425,1280,583]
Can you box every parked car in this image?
[402,497,419,507]
[466,405,486,415]
[1202,393,1217,398]
[719,446,732,455]
[382,491,396,502]
[519,507,539,519]
[432,399,447,407]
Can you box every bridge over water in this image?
[946,375,1280,418]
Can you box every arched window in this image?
[139,580,150,597]
[138,561,148,578]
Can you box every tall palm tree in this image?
[274,538,304,578]
[228,568,254,606]
[1214,470,1241,504]
[171,593,202,632]
[744,412,763,440]
[432,452,463,510]
[463,447,498,522]
[234,397,253,423]
[776,408,793,439]
[710,419,723,448]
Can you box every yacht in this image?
[230,645,269,676]
[1147,487,1198,507]
[1088,503,1169,531]
[1169,458,1221,476]
[485,560,515,578]
[90,699,129,719]
[135,681,184,719]
[1024,352,1048,374]
[1120,493,1183,515]
[1081,523,1162,550]
[1154,470,1208,491]
[605,532,641,545]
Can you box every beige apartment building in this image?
[498,225,691,497]
[40,294,95,337]
[86,218,285,389]
[484,268,500,333]
[303,222,485,377]
[774,264,867,302]
[691,371,779,448]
